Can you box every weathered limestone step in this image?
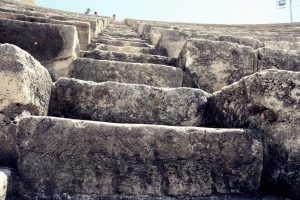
[177,39,257,93]
[256,48,300,71]
[94,38,151,47]
[95,36,147,43]
[0,0,108,37]
[0,168,12,200]
[99,33,142,39]
[0,44,52,167]
[69,58,183,87]
[100,31,140,38]
[206,69,300,199]
[50,15,103,38]
[0,18,79,78]
[0,11,91,50]
[90,43,158,55]
[102,29,136,34]
[264,41,300,51]
[0,5,45,18]
[49,78,210,126]
[79,50,176,65]
[17,116,263,199]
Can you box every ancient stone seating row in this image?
[0,43,262,199]
[1,42,299,199]
[0,0,111,81]
[123,19,300,199]
[124,19,300,94]
[0,2,299,199]
[127,19,300,51]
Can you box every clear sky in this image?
[36,0,300,24]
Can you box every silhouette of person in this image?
[84,8,91,14]
[110,14,116,23]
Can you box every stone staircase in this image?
[0,1,299,200]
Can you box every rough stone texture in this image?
[79,50,176,65]
[0,6,45,18]
[0,0,108,35]
[155,29,200,58]
[50,15,101,38]
[0,168,10,200]
[69,58,183,87]
[0,44,52,167]
[257,48,300,71]
[95,38,150,47]
[178,39,257,92]
[217,35,264,49]
[263,41,300,51]
[90,43,157,55]
[12,194,291,200]
[0,11,91,50]
[49,78,210,126]
[147,26,263,50]
[206,70,300,199]
[0,18,79,79]
[17,116,263,199]
[94,36,146,43]
[100,31,140,39]
[150,27,164,47]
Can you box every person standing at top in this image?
[110,14,116,23]
[84,8,91,14]
[94,11,98,16]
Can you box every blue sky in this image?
[36,0,300,24]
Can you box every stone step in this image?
[49,78,210,126]
[99,32,140,38]
[0,18,79,76]
[178,39,257,93]
[0,43,52,167]
[49,15,103,38]
[89,43,158,55]
[0,11,91,50]
[17,116,263,199]
[69,58,183,87]
[95,36,147,43]
[99,33,142,39]
[102,28,136,34]
[205,69,300,199]
[93,38,151,47]
[79,50,176,65]
[0,168,13,200]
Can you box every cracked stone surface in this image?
[0,18,79,79]
[49,78,210,126]
[177,39,257,93]
[206,69,300,199]
[17,116,263,199]
[0,43,52,167]
[69,58,183,88]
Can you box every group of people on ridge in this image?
[84,8,116,22]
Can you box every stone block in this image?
[0,168,11,200]
[79,50,176,65]
[0,44,52,166]
[69,58,183,87]
[49,78,210,126]
[0,11,90,50]
[91,44,157,55]
[264,41,300,51]
[206,69,300,199]
[257,48,300,71]
[178,39,257,92]
[217,35,264,49]
[0,18,79,79]
[17,116,263,198]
